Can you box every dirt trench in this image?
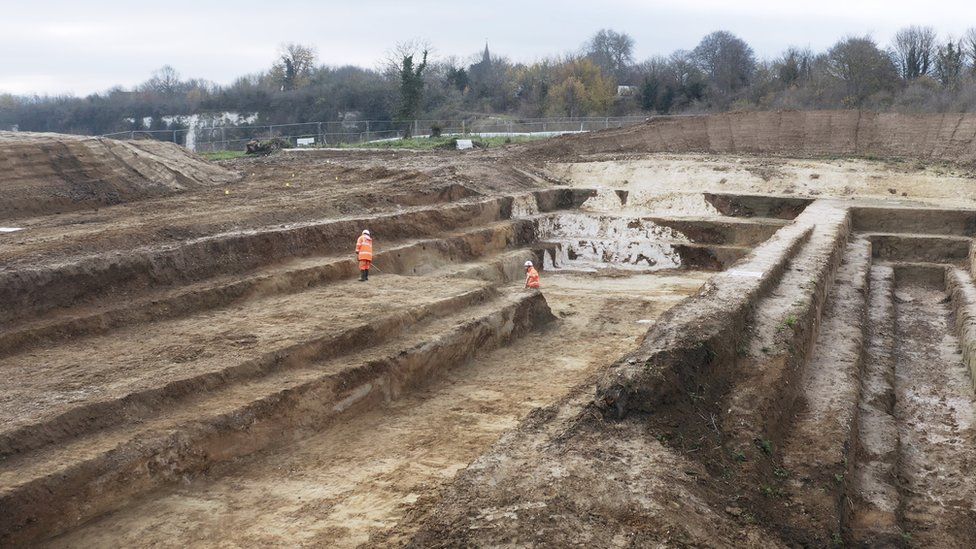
[40,273,708,548]
[7,127,976,547]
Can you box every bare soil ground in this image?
[42,273,707,548]
[547,152,976,209]
[6,116,976,547]
[0,132,239,220]
[893,284,976,545]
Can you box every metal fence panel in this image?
[101,116,651,151]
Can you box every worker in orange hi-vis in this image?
[524,260,541,289]
[356,229,373,282]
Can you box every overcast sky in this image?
[3,0,976,96]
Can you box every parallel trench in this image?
[2,188,780,546]
[40,272,709,548]
[787,241,976,545]
[7,178,976,546]
[844,263,976,545]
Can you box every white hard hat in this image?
[524,260,533,267]
[362,229,370,235]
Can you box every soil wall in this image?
[529,111,976,164]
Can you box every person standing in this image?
[356,230,373,281]
[524,260,540,289]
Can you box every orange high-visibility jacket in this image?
[526,266,540,289]
[356,234,373,261]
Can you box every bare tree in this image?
[383,39,433,77]
[271,43,317,91]
[142,66,183,95]
[826,36,899,106]
[775,47,814,88]
[891,26,936,80]
[585,29,635,82]
[935,38,965,89]
[965,28,976,74]
[692,31,756,103]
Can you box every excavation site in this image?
[4,111,976,547]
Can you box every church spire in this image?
[482,41,491,64]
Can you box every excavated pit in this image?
[2,180,768,546]
[6,116,976,547]
[533,189,791,273]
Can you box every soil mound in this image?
[522,110,976,164]
[0,132,240,220]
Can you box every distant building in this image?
[617,85,639,97]
[469,42,493,86]
[339,111,364,130]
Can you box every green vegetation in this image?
[339,135,548,150]
[199,151,246,161]
[760,484,786,498]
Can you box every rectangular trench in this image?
[847,264,976,546]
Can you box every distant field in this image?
[199,150,247,161]
[197,135,548,159]
[340,135,549,150]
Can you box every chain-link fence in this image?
[101,116,649,152]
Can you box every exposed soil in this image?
[5,115,976,547]
[547,153,976,209]
[0,275,489,434]
[42,273,708,548]
[893,284,976,545]
[0,132,239,220]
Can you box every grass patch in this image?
[340,135,549,150]
[199,150,246,161]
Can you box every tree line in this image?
[5,26,976,138]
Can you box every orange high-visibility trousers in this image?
[526,267,540,289]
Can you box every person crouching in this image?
[524,260,540,289]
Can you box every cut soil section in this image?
[6,122,976,547]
